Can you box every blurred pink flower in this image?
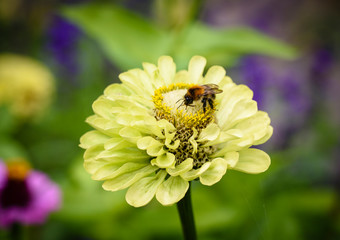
[0,160,61,227]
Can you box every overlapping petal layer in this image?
[80,56,272,207]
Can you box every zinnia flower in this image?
[80,56,273,207]
[0,159,61,227]
[0,54,55,119]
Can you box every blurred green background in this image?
[0,0,339,239]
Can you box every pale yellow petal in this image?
[119,127,142,143]
[233,111,271,142]
[253,126,273,145]
[83,144,105,162]
[202,66,226,85]
[137,136,158,149]
[223,151,239,168]
[116,114,152,126]
[92,96,118,120]
[86,115,120,136]
[188,56,206,84]
[199,158,228,186]
[95,147,148,162]
[137,136,164,157]
[142,62,157,79]
[181,162,211,181]
[218,76,234,88]
[104,137,135,150]
[216,84,254,130]
[173,70,190,84]
[158,56,176,86]
[198,123,220,142]
[203,129,239,147]
[119,69,153,98]
[151,152,176,168]
[212,135,254,157]
[166,158,193,176]
[156,176,189,206]
[84,159,110,175]
[189,128,198,154]
[79,130,110,149]
[92,162,147,180]
[125,170,167,207]
[104,83,131,98]
[231,148,270,174]
[102,165,158,191]
[224,100,258,130]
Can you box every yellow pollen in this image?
[152,83,216,129]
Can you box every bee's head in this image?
[184,94,193,105]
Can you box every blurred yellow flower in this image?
[80,56,273,207]
[0,54,54,119]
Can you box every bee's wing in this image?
[203,84,219,88]
[203,84,223,94]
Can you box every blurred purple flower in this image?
[281,74,311,114]
[45,15,81,79]
[202,0,298,39]
[0,160,61,228]
[239,56,311,113]
[238,56,312,149]
[203,0,339,151]
[310,48,333,90]
[239,56,270,109]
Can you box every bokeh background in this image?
[0,0,339,239]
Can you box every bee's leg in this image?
[202,98,207,113]
[208,98,214,110]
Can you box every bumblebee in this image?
[178,84,223,112]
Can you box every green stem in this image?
[9,223,21,240]
[176,182,197,240]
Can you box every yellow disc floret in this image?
[152,83,216,130]
[6,158,31,180]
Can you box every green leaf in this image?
[0,106,16,133]
[173,23,298,68]
[0,137,27,159]
[56,158,127,221]
[62,3,173,70]
[62,4,297,71]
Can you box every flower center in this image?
[152,83,217,128]
[152,83,218,168]
[0,160,32,209]
[7,160,31,180]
